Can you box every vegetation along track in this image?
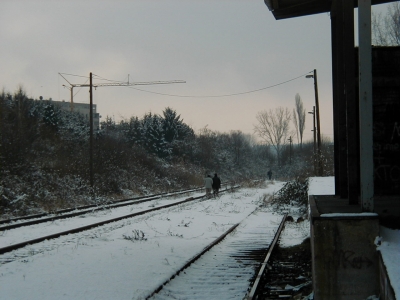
[146,211,288,300]
[0,185,239,257]
[0,182,233,230]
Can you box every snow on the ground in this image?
[3,176,396,299]
[0,181,290,300]
[0,192,206,247]
[150,211,284,299]
[308,176,335,195]
[377,226,400,299]
[308,176,400,299]
[279,219,310,248]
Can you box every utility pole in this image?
[89,73,94,191]
[313,69,322,176]
[288,136,292,165]
[308,106,317,175]
[59,72,186,198]
[306,69,323,176]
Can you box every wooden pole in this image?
[89,73,94,190]
[313,69,323,176]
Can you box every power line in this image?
[73,79,89,97]
[123,71,313,98]
[60,70,313,98]
[59,73,90,79]
[92,73,126,84]
[59,72,185,107]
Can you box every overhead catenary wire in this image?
[92,73,127,84]
[123,71,314,98]
[73,79,89,97]
[59,70,313,98]
[59,73,90,79]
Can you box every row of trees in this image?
[254,93,309,166]
[0,87,333,217]
[372,2,400,46]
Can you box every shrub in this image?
[272,177,309,214]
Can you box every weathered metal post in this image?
[358,0,374,212]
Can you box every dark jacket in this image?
[212,175,221,189]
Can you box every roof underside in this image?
[264,0,396,20]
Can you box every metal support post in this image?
[358,0,374,211]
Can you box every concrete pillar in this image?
[310,195,379,299]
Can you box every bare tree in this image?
[293,93,306,149]
[254,107,291,166]
[372,2,400,46]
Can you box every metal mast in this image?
[59,73,185,191]
[59,73,186,111]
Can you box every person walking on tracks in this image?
[204,174,213,199]
[212,173,221,198]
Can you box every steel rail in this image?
[0,186,207,226]
[145,210,287,300]
[246,213,288,300]
[0,186,239,256]
[145,223,241,299]
[0,183,233,231]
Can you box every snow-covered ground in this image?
[1,181,304,300]
[3,176,396,300]
[0,191,207,248]
[309,176,400,299]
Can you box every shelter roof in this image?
[264,0,395,20]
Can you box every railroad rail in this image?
[0,183,233,231]
[0,185,239,257]
[248,228,313,299]
[246,212,287,299]
[146,211,288,299]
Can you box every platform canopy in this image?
[264,0,394,20]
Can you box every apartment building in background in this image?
[51,100,100,130]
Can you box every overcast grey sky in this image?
[0,1,391,143]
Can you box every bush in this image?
[271,177,309,214]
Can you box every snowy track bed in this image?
[0,191,206,249]
[148,212,285,300]
[0,185,221,228]
[0,182,284,300]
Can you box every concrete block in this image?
[310,195,380,299]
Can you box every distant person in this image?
[267,170,272,180]
[212,173,221,198]
[204,175,213,199]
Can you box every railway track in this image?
[249,234,312,299]
[0,185,238,258]
[146,211,288,300]
[1,181,306,299]
[0,183,232,230]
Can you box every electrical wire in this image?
[92,73,126,84]
[122,71,313,98]
[59,72,90,79]
[73,79,89,97]
[60,70,313,98]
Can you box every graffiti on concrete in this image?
[339,250,373,269]
[321,249,374,269]
[374,120,400,193]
